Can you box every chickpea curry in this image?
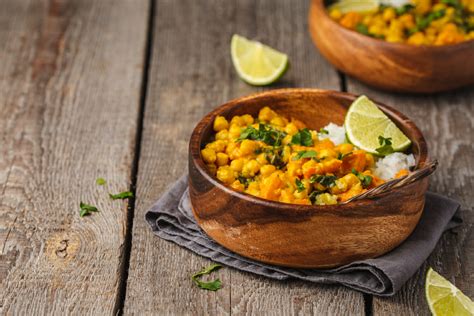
[200,107,409,206]
[328,0,474,45]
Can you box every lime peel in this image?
[426,267,474,316]
[344,95,411,155]
[231,34,288,86]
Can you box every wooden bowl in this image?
[188,89,429,268]
[308,0,474,93]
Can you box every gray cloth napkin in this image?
[146,175,461,296]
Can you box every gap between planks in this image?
[113,0,157,314]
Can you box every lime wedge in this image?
[426,268,474,316]
[231,34,288,86]
[329,0,379,13]
[344,95,411,154]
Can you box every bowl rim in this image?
[189,88,429,211]
[311,0,474,52]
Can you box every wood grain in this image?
[189,88,429,268]
[0,0,148,314]
[124,0,364,314]
[309,0,474,93]
[347,80,474,315]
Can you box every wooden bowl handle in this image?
[343,160,438,203]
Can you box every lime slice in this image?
[329,0,379,13]
[231,34,288,86]
[344,95,411,154]
[426,268,474,316]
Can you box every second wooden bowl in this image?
[189,89,429,268]
[308,0,474,93]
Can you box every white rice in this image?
[381,0,411,7]
[319,123,346,145]
[373,153,416,180]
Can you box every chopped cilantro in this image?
[96,177,106,186]
[291,128,313,146]
[293,150,317,160]
[79,202,99,217]
[238,124,286,146]
[109,191,134,200]
[415,10,445,31]
[295,178,306,192]
[395,4,415,15]
[191,263,222,291]
[337,152,352,160]
[375,136,394,156]
[309,191,321,205]
[237,175,252,188]
[352,168,373,188]
[356,23,370,36]
[310,174,337,187]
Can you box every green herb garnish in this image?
[293,150,317,160]
[441,0,462,9]
[319,128,329,135]
[238,124,286,146]
[262,147,286,169]
[96,178,106,186]
[352,168,373,188]
[375,136,395,156]
[356,23,370,36]
[295,178,306,192]
[79,202,99,217]
[191,263,222,291]
[396,4,415,15]
[109,191,134,200]
[291,128,313,146]
[415,9,446,31]
[237,175,252,188]
[310,174,337,187]
[337,152,352,160]
[308,191,320,205]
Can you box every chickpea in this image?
[216,152,229,166]
[315,193,338,205]
[260,164,276,177]
[206,140,226,153]
[216,166,235,184]
[258,106,277,122]
[382,8,396,21]
[241,114,254,125]
[213,116,229,132]
[230,180,245,191]
[215,129,229,140]
[242,160,260,177]
[239,139,257,156]
[284,122,299,135]
[201,148,216,164]
[230,158,245,172]
[329,8,342,20]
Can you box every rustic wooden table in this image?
[1,0,472,314]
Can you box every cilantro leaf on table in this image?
[191,263,223,291]
[79,202,99,217]
[109,191,134,200]
[96,178,107,186]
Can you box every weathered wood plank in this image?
[347,81,474,315]
[0,0,148,314]
[124,0,364,314]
